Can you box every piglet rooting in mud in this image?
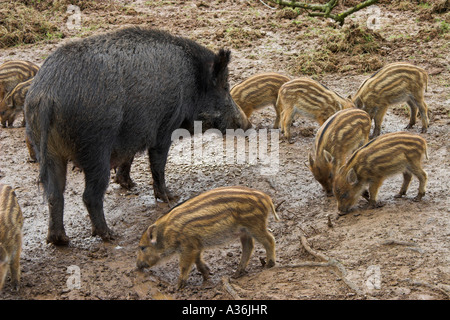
[333,132,428,215]
[308,108,371,196]
[136,186,280,290]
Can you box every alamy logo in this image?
[171,121,280,175]
[67,5,82,30]
[365,265,381,290]
[66,265,81,290]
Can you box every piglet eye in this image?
[342,192,349,199]
[139,246,146,251]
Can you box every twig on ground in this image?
[400,278,450,299]
[221,277,242,300]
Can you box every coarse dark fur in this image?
[25,27,250,245]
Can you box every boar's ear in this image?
[212,49,231,85]
[346,168,358,185]
[323,150,334,164]
[146,224,158,245]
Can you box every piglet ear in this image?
[347,168,358,185]
[323,150,334,164]
[146,224,158,245]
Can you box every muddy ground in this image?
[0,0,449,300]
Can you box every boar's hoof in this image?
[421,127,428,133]
[154,187,177,203]
[405,124,414,130]
[47,230,70,246]
[114,174,136,190]
[92,227,116,242]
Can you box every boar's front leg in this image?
[148,145,175,203]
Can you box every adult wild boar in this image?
[25,27,251,245]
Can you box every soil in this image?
[0,0,449,300]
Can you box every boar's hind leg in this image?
[46,157,69,245]
[82,161,114,241]
[114,156,136,189]
[148,146,175,203]
[233,232,254,278]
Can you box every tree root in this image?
[221,277,242,300]
[275,235,364,297]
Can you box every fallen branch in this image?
[381,239,417,247]
[221,277,242,300]
[400,278,450,299]
[299,235,364,296]
[266,0,379,25]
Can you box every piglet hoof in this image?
[232,269,247,279]
[421,127,428,133]
[177,280,187,290]
[369,200,384,209]
[265,259,275,269]
[362,190,370,201]
[47,230,70,246]
[405,124,414,130]
[413,193,425,202]
[394,192,405,199]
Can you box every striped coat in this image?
[333,132,428,214]
[137,186,279,289]
[352,62,429,137]
[0,184,24,291]
[230,72,290,127]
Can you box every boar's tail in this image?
[37,98,54,195]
